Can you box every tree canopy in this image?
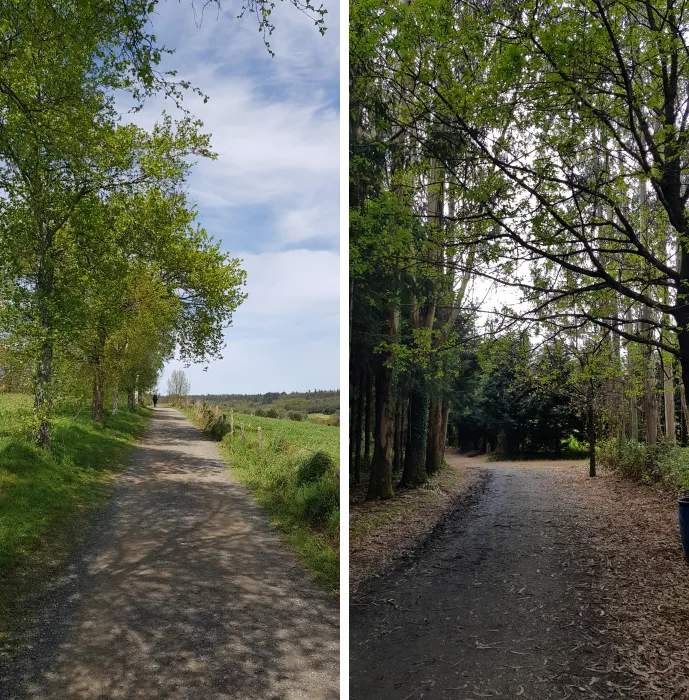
[0,0,335,446]
[350,0,689,497]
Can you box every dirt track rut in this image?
[351,460,615,700]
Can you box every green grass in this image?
[0,394,149,650]
[306,413,329,425]
[598,437,689,493]
[183,408,340,593]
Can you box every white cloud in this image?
[123,1,340,393]
[160,249,339,393]
[277,204,339,246]
[238,248,339,320]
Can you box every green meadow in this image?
[0,394,149,649]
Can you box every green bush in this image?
[297,450,334,485]
[265,407,279,419]
[287,411,305,422]
[326,413,340,427]
[299,477,339,526]
[207,419,230,441]
[598,438,689,493]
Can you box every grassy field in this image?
[306,413,329,425]
[183,408,340,593]
[0,394,149,651]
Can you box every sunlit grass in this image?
[0,394,149,650]
[184,408,340,593]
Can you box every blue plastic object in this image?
[679,497,689,564]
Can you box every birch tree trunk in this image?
[91,325,106,421]
[33,221,55,450]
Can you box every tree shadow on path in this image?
[4,409,338,700]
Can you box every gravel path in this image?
[350,460,614,700]
[3,408,339,700]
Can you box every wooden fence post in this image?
[258,426,262,451]
[231,408,234,435]
[241,424,245,443]
[222,414,227,425]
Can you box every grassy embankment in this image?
[0,394,149,650]
[183,406,340,593]
[598,438,689,493]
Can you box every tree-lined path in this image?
[4,409,338,700]
[350,453,689,700]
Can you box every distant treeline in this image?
[183,390,340,415]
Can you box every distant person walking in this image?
[152,394,158,408]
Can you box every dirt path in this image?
[3,408,338,700]
[350,453,689,700]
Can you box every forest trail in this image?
[350,453,665,700]
[4,408,339,700]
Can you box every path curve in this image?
[350,457,614,700]
[7,408,339,700]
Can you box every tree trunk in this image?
[367,306,399,500]
[354,367,365,485]
[440,400,450,463]
[349,359,358,467]
[663,355,676,444]
[393,391,404,474]
[91,326,106,422]
[677,321,689,429]
[681,382,689,446]
[127,389,135,412]
[113,387,119,416]
[588,384,596,477]
[33,222,55,450]
[425,396,443,475]
[644,373,658,445]
[626,306,638,442]
[401,373,429,486]
[364,371,373,466]
[641,306,658,445]
[33,338,53,451]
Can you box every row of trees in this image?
[191,390,341,414]
[0,1,248,449]
[350,0,689,496]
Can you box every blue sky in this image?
[124,0,340,395]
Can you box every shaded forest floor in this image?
[349,451,485,595]
[350,455,689,699]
